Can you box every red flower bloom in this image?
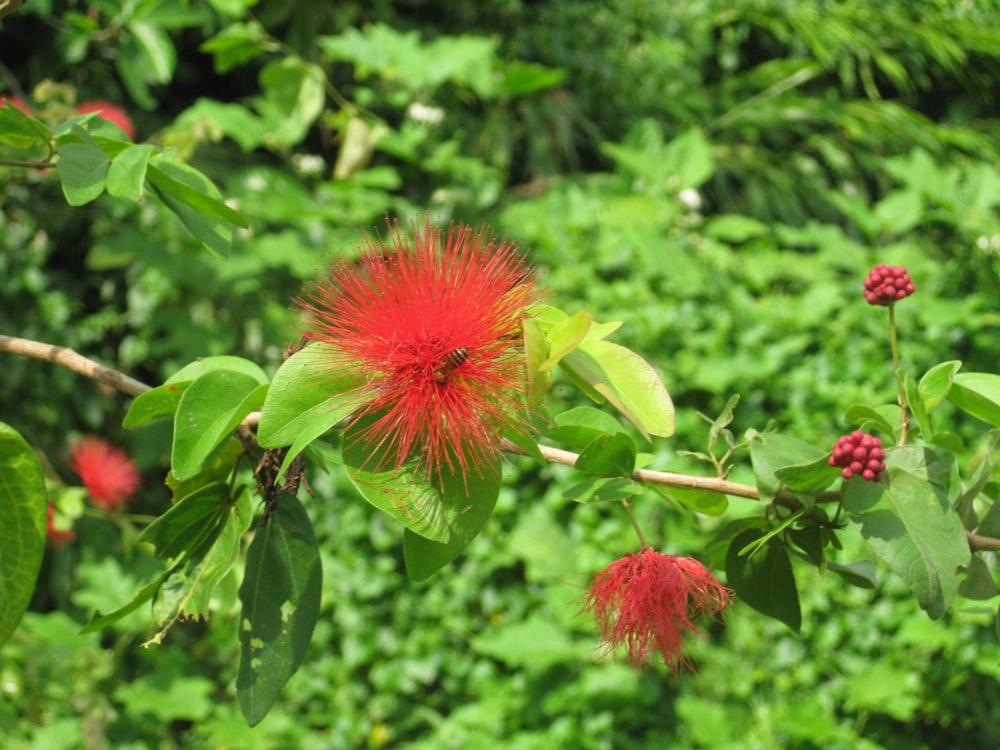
[296,219,540,479]
[0,95,31,115]
[46,504,76,546]
[69,437,141,512]
[582,548,732,673]
[76,100,135,140]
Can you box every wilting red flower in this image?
[77,100,135,140]
[0,95,31,115]
[582,548,732,673]
[69,437,141,512]
[296,219,540,479]
[46,504,76,546]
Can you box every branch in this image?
[6,334,999,553]
[1,335,150,397]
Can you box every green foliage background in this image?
[2,0,1000,747]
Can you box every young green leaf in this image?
[948,372,1000,426]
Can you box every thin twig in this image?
[5,334,998,552]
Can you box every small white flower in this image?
[292,154,326,177]
[678,188,702,211]
[407,102,445,126]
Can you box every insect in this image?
[432,347,469,384]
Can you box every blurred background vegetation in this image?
[2,0,1000,747]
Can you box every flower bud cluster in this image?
[830,431,886,482]
[863,263,916,306]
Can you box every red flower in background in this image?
[77,100,135,140]
[582,548,732,673]
[296,219,540,479]
[69,437,141,512]
[46,505,76,546]
[0,94,31,115]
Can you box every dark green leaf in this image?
[726,529,801,633]
[827,560,878,589]
[137,482,231,562]
[958,555,999,600]
[237,495,321,726]
[0,423,48,646]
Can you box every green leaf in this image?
[726,528,801,633]
[540,310,591,371]
[0,104,52,150]
[663,126,715,189]
[167,355,268,384]
[137,482,231,562]
[574,433,637,476]
[903,370,931,439]
[258,56,326,147]
[152,489,253,625]
[123,381,190,428]
[128,20,176,84]
[562,476,645,503]
[172,370,268,481]
[257,343,367,480]
[664,487,729,516]
[201,20,270,74]
[948,372,1000,426]
[562,339,674,440]
[0,423,48,647]
[827,560,878,589]
[522,316,551,407]
[919,360,961,413]
[402,476,497,581]
[343,414,502,545]
[844,403,898,437]
[79,564,178,633]
[774,455,842,495]
[237,494,321,727]
[958,554,999,600]
[147,158,248,257]
[57,141,109,205]
[107,144,156,200]
[843,449,970,618]
[748,431,829,501]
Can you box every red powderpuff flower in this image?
[69,437,141,512]
[0,94,31,115]
[46,505,76,546]
[77,100,135,140]
[863,263,916,306]
[296,219,541,479]
[582,548,732,673]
